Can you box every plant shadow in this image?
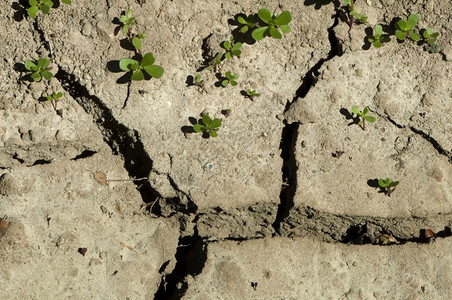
[367,178,385,194]
[303,0,337,10]
[12,0,28,22]
[181,117,210,138]
[339,108,359,127]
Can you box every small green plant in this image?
[222,36,242,60]
[25,58,53,82]
[207,53,223,72]
[193,114,222,138]
[46,91,63,116]
[378,178,399,196]
[27,0,71,18]
[119,53,164,81]
[222,71,239,87]
[119,9,136,36]
[344,0,367,28]
[395,14,420,41]
[246,89,260,101]
[368,25,390,48]
[131,33,146,55]
[422,28,439,53]
[351,106,376,130]
[251,8,292,41]
[194,74,203,86]
[237,14,257,33]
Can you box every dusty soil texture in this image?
[1,0,451,298]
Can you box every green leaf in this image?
[275,11,292,26]
[381,36,390,43]
[210,118,221,128]
[25,60,36,70]
[141,53,156,66]
[202,114,212,126]
[231,80,238,86]
[224,40,231,50]
[47,95,53,101]
[232,42,242,51]
[222,80,229,87]
[55,92,63,98]
[238,16,246,24]
[224,52,232,60]
[351,107,360,115]
[362,107,369,115]
[252,27,268,41]
[28,6,39,18]
[240,26,249,33]
[344,0,352,5]
[407,14,418,29]
[41,4,51,14]
[193,124,204,132]
[364,116,376,123]
[378,179,386,188]
[231,73,239,80]
[42,0,53,6]
[62,0,72,4]
[132,37,141,50]
[258,8,272,24]
[225,71,231,78]
[42,71,53,80]
[396,20,406,31]
[391,181,399,187]
[210,131,218,138]
[269,27,282,39]
[395,30,406,41]
[37,58,50,69]
[280,25,291,34]
[375,25,382,36]
[409,31,420,41]
[119,58,138,71]
[131,70,144,81]
[373,40,382,48]
[143,65,164,78]
[31,72,41,81]
[29,0,38,5]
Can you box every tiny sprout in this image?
[246,89,260,101]
[25,58,53,82]
[252,8,292,41]
[343,0,367,28]
[222,71,239,87]
[223,36,242,60]
[222,109,232,118]
[119,9,136,36]
[395,14,420,41]
[27,0,53,18]
[422,28,439,53]
[194,74,203,86]
[368,25,390,48]
[131,33,146,54]
[46,92,63,117]
[193,114,222,138]
[351,106,376,130]
[378,178,399,196]
[119,52,164,81]
[207,53,223,72]
[237,15,257,33]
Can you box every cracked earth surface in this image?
[1,0,451,299]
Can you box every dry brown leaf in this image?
[94,172,107,186]
[0,215,9,238]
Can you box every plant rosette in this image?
[119,53,164,81]
[251,8,292,41]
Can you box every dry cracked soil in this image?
[1,0,451,299]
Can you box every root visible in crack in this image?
[154,228,207,300]
[273,122,299,234]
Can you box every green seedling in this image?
[395,14,420,41]
[25,58,53,82]
[368,25,390,48]
[207,53,223,72]
[46,91,63,116]
[222,37,242,60]
[119,9,135,36]
[422,28,439,53]
[237,14,257,33]
[246,89,260,101]
[131,33,146,54]
[27,0,71,18]
[251,8,292,41]
[194,74,203,86]
[222,71,239,87]
[119,52,164,81]
[344,0,367,28]
[193,114,222,138]
[351,106,376,130]
[378,178,399,196]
